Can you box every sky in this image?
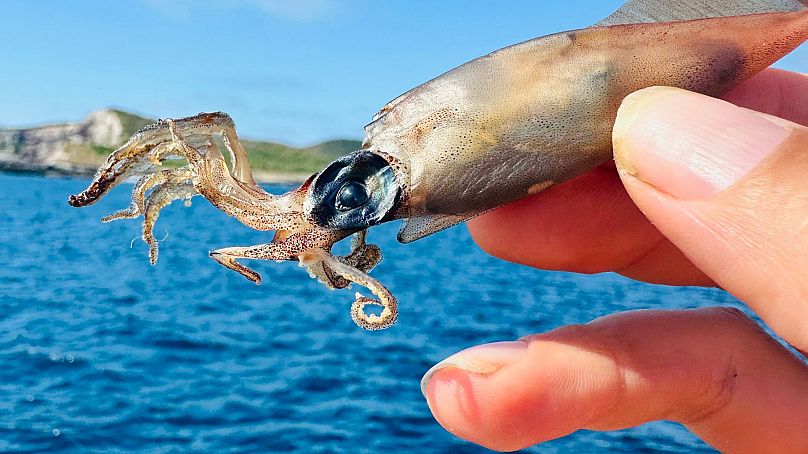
[1,0,805,146]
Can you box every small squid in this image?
[70,0,808,330]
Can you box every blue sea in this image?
[0,172,737,453]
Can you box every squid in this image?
[69,0,808,330]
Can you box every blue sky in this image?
[1,1,805,145]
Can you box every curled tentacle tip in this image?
[350,294,398,331]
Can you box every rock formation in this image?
[0,109,147,176]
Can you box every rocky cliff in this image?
[0,110,361,182]
[0,109,151,176]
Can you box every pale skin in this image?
[422,69,808,453]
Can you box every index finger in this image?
[723,69,808,125]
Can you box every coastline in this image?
[0,163,309,185]
[0,109,357,187]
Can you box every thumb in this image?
[613,86,808,351]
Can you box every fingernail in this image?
[613,86,792,200]
[420,341,527,397]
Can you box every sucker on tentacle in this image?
[299,247,397,331]
[305,230,382,290]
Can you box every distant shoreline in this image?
[0,162,96,178]
[0,109,358,187]
[0,165,310,185]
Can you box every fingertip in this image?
[423,368,488,447]
[612,86,683,177]
[613,86,792,200]
[422,335,623,451]
[422,341,537,451]
[466,207,509,259]
[426,368,530,452]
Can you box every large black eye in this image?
[306,150,401,231]
[335,181,368,211]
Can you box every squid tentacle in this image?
[140,168,196,264]
[209,241,305,284]
[302,248,397,331]
[69,113,313,264]
[100,171,171,223]
[69,113,305,233]
[306,230,382,290]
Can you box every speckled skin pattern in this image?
[364,11,808,242]
[70,8,807,330]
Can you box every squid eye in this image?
[335,181,369,211]
[307,150,400,230]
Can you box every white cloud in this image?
[139,0,340,22]
[246,0,339,22]
[138,0,195,17]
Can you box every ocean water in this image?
[0,172,736,453]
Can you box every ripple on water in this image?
[0,174,730,453]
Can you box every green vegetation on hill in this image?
[108,110,361,176]
[91,144,114,156]
[110,109,154,138]
[243,139,360,175]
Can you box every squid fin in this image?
[397,213,471,244]
[598,0,807,26]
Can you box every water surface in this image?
[0,173,734,452]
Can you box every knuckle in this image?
[676,361,738,425]
[708,306,749,320]
[703,306,761,331]
[676,308,763,425]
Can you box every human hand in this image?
[421,69,808,452]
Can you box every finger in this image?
[614,86,808,350]
[421,308,808,452]
[723,68,808,126]
[467,164,714,285]
[468,69,808,285]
